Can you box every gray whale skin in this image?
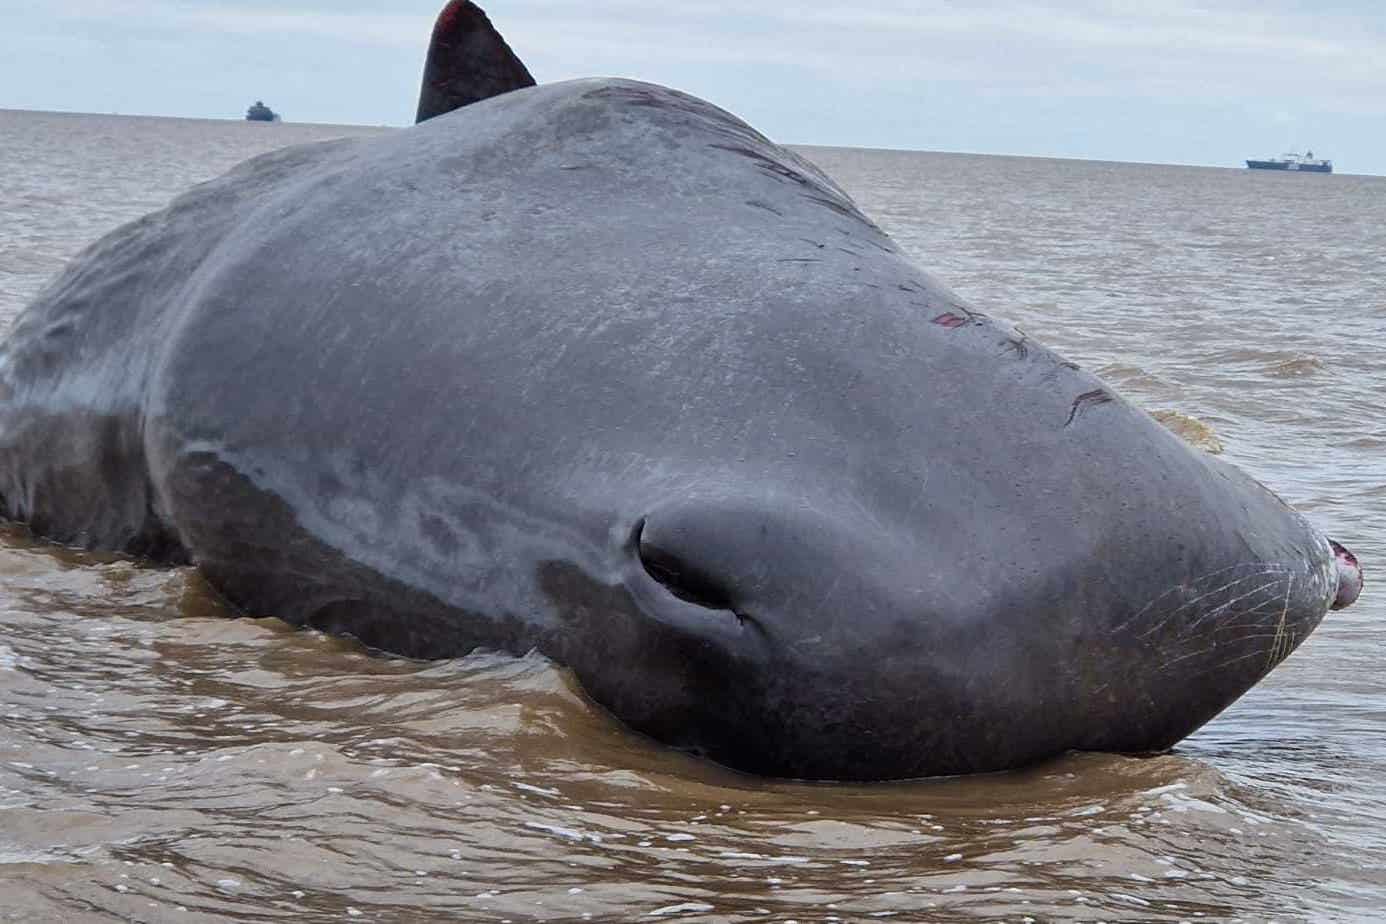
[0,6,1363,780]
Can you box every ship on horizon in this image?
[246,101,280,123]
[1246,150,1332,173]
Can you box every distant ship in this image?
[246,101,280,123]
[1246,151,1332,173]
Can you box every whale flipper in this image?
[415,1,536,123]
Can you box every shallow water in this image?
[0,109,1382,922]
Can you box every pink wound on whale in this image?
[1331,539,1363,610]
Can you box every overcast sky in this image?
[3,0,1384,174]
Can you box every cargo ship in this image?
[1245,151,1332,173]
[246,101,280,123]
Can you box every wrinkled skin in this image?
[0,78,1355,779]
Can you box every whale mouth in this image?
[1330,539,1363,610]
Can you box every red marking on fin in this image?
[932,313,969,329]
[416,2,536,123]
[436,0,466,31]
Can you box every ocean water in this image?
[0,107,1382,922]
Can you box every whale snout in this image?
[602,486,1361,780]
[1330,539,1363,610]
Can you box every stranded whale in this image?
[0,3,1363,780]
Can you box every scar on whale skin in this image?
[1065,388,1114,427]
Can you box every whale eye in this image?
[635,519,736,612]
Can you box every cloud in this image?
[27,0,1386,111]
[504,0,1386,114]
[42,0,431,47]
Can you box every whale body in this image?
[0,7,1361,780]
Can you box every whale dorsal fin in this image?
[415,1,536,123]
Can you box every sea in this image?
[0,108,1382,923]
